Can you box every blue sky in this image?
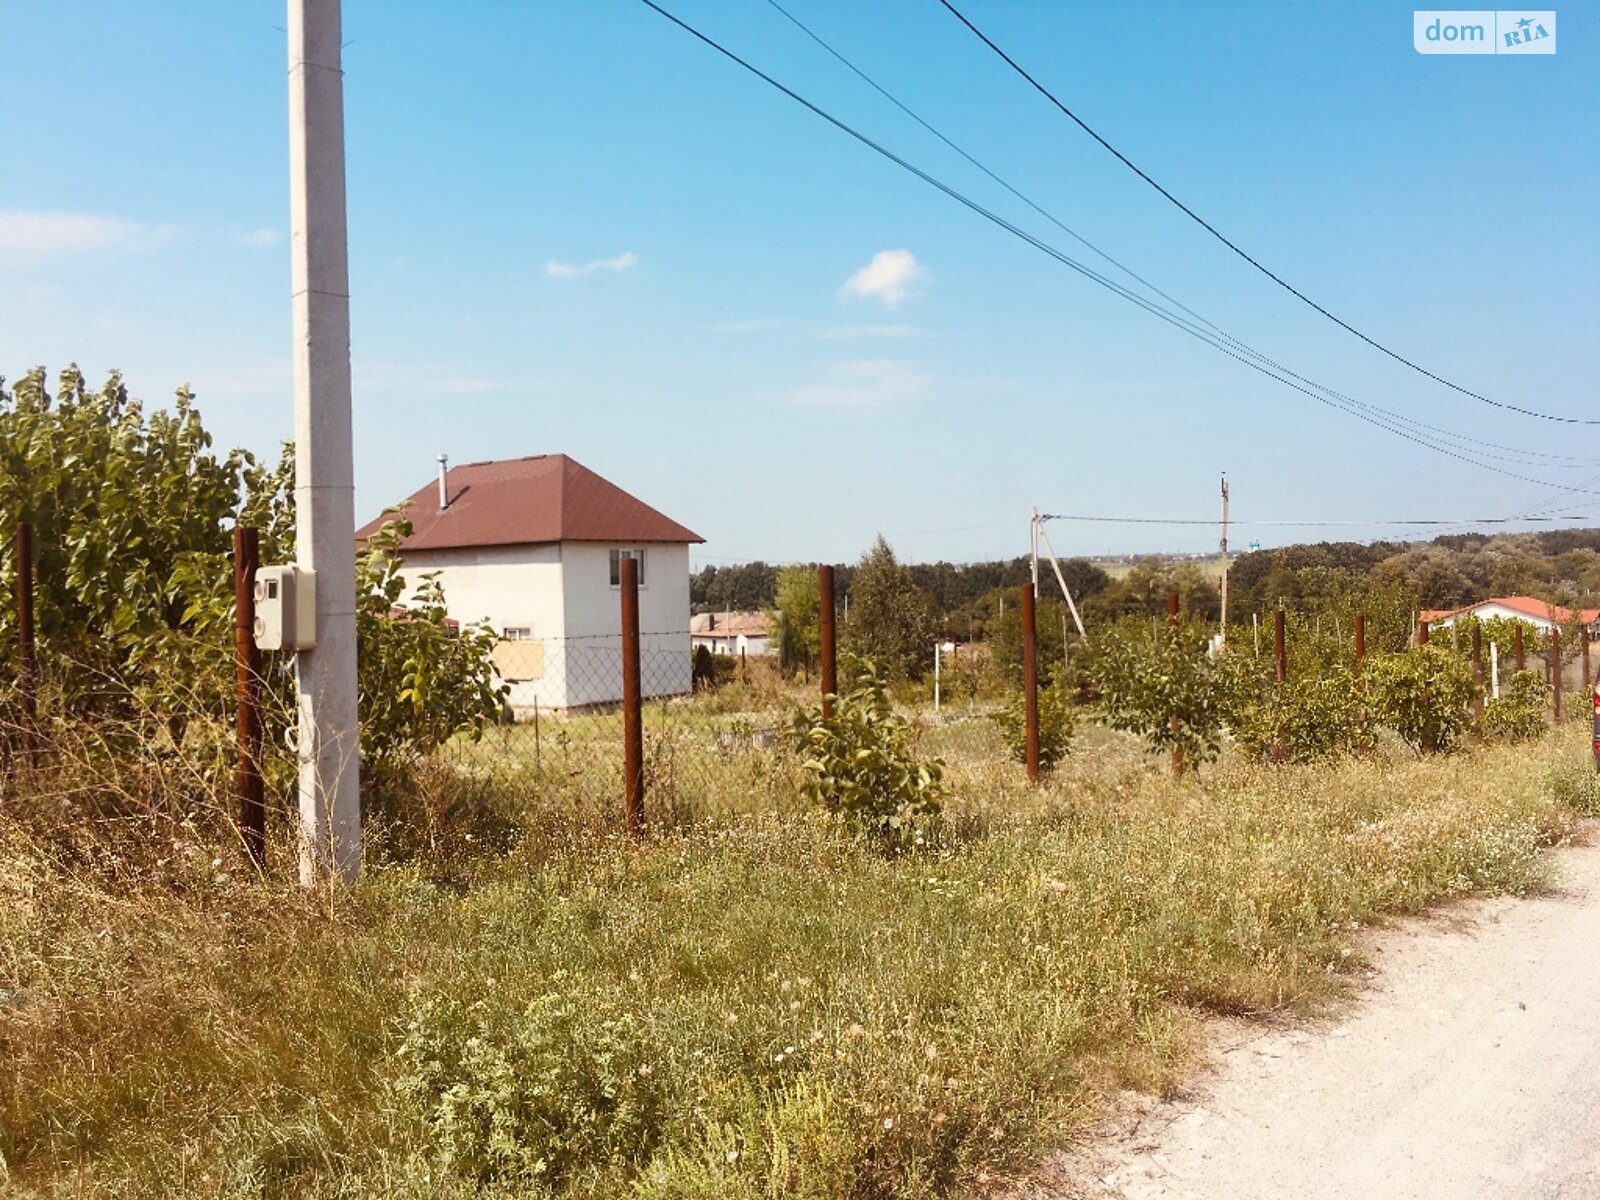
[2,2,1595,567]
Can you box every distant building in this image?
[356,454,703,712]
[1419,595,1600,635]
[690,611,773,657]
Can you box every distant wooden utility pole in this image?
[1218,473,1230,642]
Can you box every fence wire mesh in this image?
[443,632,803,827]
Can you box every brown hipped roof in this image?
[355,454,702,550]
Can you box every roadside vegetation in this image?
[5,366,1600,1197]
[4,723,1596,1199]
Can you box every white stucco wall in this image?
[560,542,692,706]
[396,542,569,710]
[691,634,773,657]
[397,540,691,712]
[1431,602,1560,632]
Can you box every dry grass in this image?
[0,719,1592,1198]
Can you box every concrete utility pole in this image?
[1030,506,1040,592]
[1035,520,1087,640]
[288,0,360,883]
[1218,474,1230,641]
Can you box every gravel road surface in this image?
[1043,839,1600,1200]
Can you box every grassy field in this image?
[3,713,1598,1198]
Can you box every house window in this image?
[501,626,532,641]
[609,548,646,587]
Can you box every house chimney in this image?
[437,454,449,510]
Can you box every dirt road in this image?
[1046,840,1600,1200]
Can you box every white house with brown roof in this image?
[1420,595,1600,635]
[356,454,703,712]
[690,611,773,658]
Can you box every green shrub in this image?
[392,991,665,1188]
[1235,668,1372,764]
[1482,670,1549,744]
[1547,758,1600,815]
[994,678,1076,770]
[1087,618,1244,771]
[792,655,944,852]
[357,519,508,792]
[691,644,738,691]
[1366,644,1475,755]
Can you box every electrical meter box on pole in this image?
[253,566,318,652]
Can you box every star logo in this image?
[1517,16,1534,29]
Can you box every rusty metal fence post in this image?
[1168,592,1183,776]
[15,520,36,762]
[1274,607,1287,685]
[1514,623,1525,673]
[1354,612,1366,666]
[819,564,837,719]
[233,526,265,867]
[1583,624,1592,694]
[1418,618,1429,647]
[1021,581,1038,782]
[1553,626,1563,723]
[1471,622,1484,724]
[620,555,644,838]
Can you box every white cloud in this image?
[240,227,282,248]
[545,251,639,279]
[788,359,927,409]
[838,249,925,307]
[819,323,926,340]
[0,209,171,262]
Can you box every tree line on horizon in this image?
[693,526,1600,679]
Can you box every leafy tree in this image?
[1366,645,1475,755]
[841,536,935,682]
[1234,667,1372,764]
[1086,558,1221,622]
[1481,670,1549,743]
[0,366,505,799]
[690,644,737,691]
[0,365,291,737]
[994,677,1075,770]
[355,518,506,790]
[792,655,944,854]
[1087,616,1245,771]
[689,561,777,611]
[988,593,1082,688]
[771,564,821,676]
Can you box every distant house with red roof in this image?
[356,454,703,711]
[1419,595,1600,634]
[690,611,774,658]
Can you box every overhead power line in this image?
[760,0,1596,470]
[759,0,1598,471]
[1042,513,1600,528]
[936,0,1597,427]
[636,0,1600,496]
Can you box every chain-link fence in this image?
[443,629,802,827]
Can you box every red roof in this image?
[1420,596,1600,626]
[691,611,771,637]
[356,454,702,550]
